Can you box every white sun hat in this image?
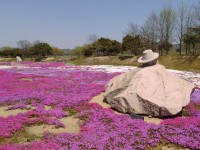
[138,49,159,64]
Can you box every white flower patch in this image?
[0,64,200,87]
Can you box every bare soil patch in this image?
[0,105,80,136]
[89,93,163,125]
[25,116,80,137]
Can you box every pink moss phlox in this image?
[0,114,27,138]
[190,90,200,102]
[6,103,27,110]
[24,110,66,127]
[0,139,61,150]
[20,61,66,68]
[161,116,200,127]
[160,117,200,149]
[186,101,200,117]
[73,102,103,112]
[37,107,67,119]
[0,111,66,138]
[0,62,200,149]
[61,109,161,149]
[88,102,103,109]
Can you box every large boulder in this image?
[104,64,195,117]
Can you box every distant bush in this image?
[0,47,22,58]
[31,43,53,58]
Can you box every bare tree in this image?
[194,0,200,26]
[157,6,176,55]
[183,5,196,54]
[175,1,189,54]
[141,12,158,51]
[193,1,200,54]
[175,1,197,55]
[17,40,32,49]
[87,34,98,43]
[33,40,42,46]
[157,9,165,55]
[125,23,141,36]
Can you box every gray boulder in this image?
[104,64,195,117]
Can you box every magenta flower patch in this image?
[0,62,199,149]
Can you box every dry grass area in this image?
[70,53,200,72]
[70,56,139,66]
[159,53,200,72]
[0,58,15,62]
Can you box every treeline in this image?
[0,40,64,59]
[72,1,200,57]
[71,35,147,57]
[1,1,199,59]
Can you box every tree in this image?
[125,23,141,36]
[175,2,194,54]
[51,46,64,58]
[17,40,32,49]
[183,6,195,54]
[157,7,176,55]
[141,12,158,51]
[32,43,53,58]
[122,35,144,56]
[110,40,121,55]
[183,27,200,55]
[194,0,200,26]
[71,46,84,57]
[33,40,42,46]
[87,34,98,43]
[95,38,110,56]
[82,44,94,57]
[0,49,13,57]
[95,38,121,56]
[0,47,13,51]
[0,48,22,58]
[122,35,134,54]
[158,41,173,53]
[71,44,94,57]
[17,40,33,57]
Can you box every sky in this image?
[0,0,199,49]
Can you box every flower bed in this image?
[0,62,199,150]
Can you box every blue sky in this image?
[0,0,198,49]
